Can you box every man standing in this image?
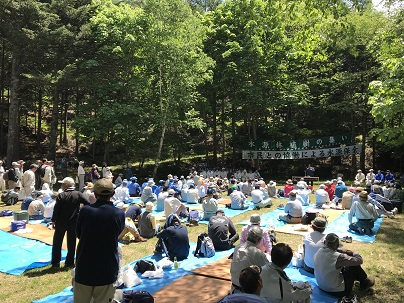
[74,178,125,303]
[22,164,38,197]
[208,209,239,251]
[7,162,19,189]
[77,161,86,191]
[43,160,56,190]
[51,177,88,268]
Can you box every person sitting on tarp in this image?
[218,265,267,303]
[186,183,199,204]
[28,191,46,220]
[140,184,157,206]
[229,188,248,210]
[283,179,295,198]
[278,191,303,224]
[296,185,311,206]
[21,189,38,210]
[315,184,330,207]
[164,189,188,218]
[113,179,130,203]
[127,177,141,197]
[138,202,160,238]
[154,214,190,261]
[368,185,398,216]
[314,233,375,298]
[209,209,239,251]
[261,243,312,302]
[334,180,348,202]
[240,214,274,255]
[348,191,379,235]
[251,185,272,210]
[266,180,277,198]
[202,188,219,220]
[156,185,169,212]
[302,217,327,274]
[230,226,269,294]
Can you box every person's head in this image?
[239,265,263,295]
[30,163,38,171]
[286,179,293,185]
[206,187,215,195]
[247,225,263,244]
[355,186,364,194]
[372,185,381,194]
[12,161,19,168]
[271,243,293,269]
[357,169,362,173]
[319,184,325,189]
[168,189,175,196]
[311,217,327,233]
[122,179,128,187]
[289,191,297,200]
[93,178,115,200]
[166,213,180,227]
[324,233,339,250]
[216,209,225,216]
[79,160,84,166]
[145,202,154,212]
[249,214,261,226]
[359,191,369,202]
[58,177,75,190]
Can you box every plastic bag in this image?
[122,265,142,287]
[141,267,164,279]
[292,244,304,268]
[157,257,173,269]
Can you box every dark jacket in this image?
[52,187,88,226]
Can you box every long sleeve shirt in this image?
[348,200,379,224]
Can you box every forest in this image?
[0,0,403,177]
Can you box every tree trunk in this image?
[221,97,225,165]
[0,40,5,155]
[360,113,366,169]
[37,89,43,146]
[63,99,68,143]
[212,95,217,167]
[153,122,166,178]
[48,86,59,160]
[231,101,236,169]
[7,53,21,162]
[75,87,79,156]
[351,112,357,172]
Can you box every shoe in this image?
[189,219,199,226]
[342,236,352,243]
[360,277,375,291]
[392,207,398,215]
[254,206,261,210]
[134,236,147,242]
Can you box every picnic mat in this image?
[324,211,384,243]
[0,216,68,249]
[0,229,67,275]
[34,243,234,303]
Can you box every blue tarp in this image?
[33,242,233,303]
[0,230,67,275]
[324,212,383,243]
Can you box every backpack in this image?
[134,260,156,274]
[277,189,284,197]
[1,191,17,206]
[1,192,8,203]
[122,290,154,303]
[195,232,215,258]
[188,209,200,222]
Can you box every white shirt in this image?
[230,190,247,209]
[114,186,130,202]
[315,188,330,205]
[186,188,199,203]
[164,196,183,218]
[44,199,56,218]
[251,189,265,204]
[22,169,36,188]
[302,231,326,269]
[77,165,85,176]
[348,200,379,224]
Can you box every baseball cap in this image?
[58,177,75,187]
[93,178,115,195]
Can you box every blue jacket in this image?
[127,182,141,196]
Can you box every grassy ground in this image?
[0,187,403,303]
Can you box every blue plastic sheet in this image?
[285,266,338,303]
[0,230,67,275]
[33,242,233,303]
[324,212,383,243]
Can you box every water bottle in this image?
[173,257,179,270]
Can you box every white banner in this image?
[242,144,362,160]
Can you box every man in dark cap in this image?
[74,178,125,303]
[302,217,327,274]
[314,233,375,298]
